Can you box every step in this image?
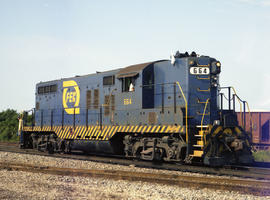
[193,144,203,148]
[196,125,209,128]
[195,135,203,137]
[191,150,204,157]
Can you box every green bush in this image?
[253,150,270,162]
[0,109,19,142]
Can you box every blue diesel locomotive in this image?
[20,51,253,166]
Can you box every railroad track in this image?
[0,161,269,196]
[0,142,270,181]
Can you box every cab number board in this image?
[190,67,209,75]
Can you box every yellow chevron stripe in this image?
[66,127,73,139]
[102,126,110,138]
[54,126,58,136]
[129,126,134,132]
[89,126,98,138]
[121,126,126,132]
[105,126,115,139]
[133,125,138,132]
[59,127,65,138]
[80,127,87,139]
[75,126,82,139]
[116,125,121,132]
[57,126,62,136]
[94,130,101,139]
[61,127,67,139]
[160,126,166,132]
[127,126,132,132]
[101,126,109,139]
[71,126,80,139]
[151,126,157,133]
[137,126,143,132]
[120,126,125,132]
[77,126,85,139]
[166,125,181,133]
[155,126,161,133]
[97,126,107,139]
[119,126,125,132]
[54,126,58,135]
[142,126,147,132]
[82,126,89,139]
[63,127,71,139]
[59,127,66,138]
[146,126,152,132]
[91,126,99,138]
[84,126,94,139]
[110,126,118,138]
[181,126,184,132]
[94,126,102,136]
[103,126,110,137]
[109,126,116,136]
[70,127,76,139]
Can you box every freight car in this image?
[19,51,253,166]
[237,112,270,150]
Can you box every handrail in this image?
[176,81,188,143]
[245,101,253,133]
[201,98,210,133]
[220,86,243,126]
[220,86,253,132]
[231,87,243,126]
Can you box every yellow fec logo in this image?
[62,80,80,114]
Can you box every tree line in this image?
[0,109,19,141]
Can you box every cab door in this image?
[142,65,155,109]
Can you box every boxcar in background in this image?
[237,112,270,149]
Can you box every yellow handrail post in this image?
[176,81,188,143]
[201,98,210,133]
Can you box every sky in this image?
[0,0,270,112]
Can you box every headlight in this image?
[189,60,195,66]
[211,61,221,75]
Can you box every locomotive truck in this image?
[19,51,253,166]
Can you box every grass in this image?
[253,150,270,162]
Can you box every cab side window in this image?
[122,77,135,92]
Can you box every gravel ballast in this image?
[0,151,269,200]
